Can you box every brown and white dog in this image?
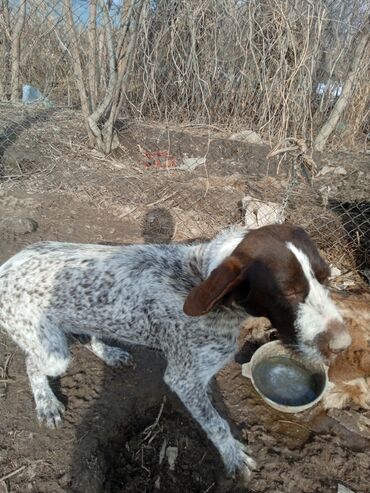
[0,223,352,483]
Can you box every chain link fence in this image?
[0,0,369,286]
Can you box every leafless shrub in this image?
[0,0,368,150]
[128,0,369,148]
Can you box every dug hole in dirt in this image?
[0,116,369,493]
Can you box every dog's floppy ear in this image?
[184,256,245,316]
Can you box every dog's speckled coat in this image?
[0,224,350,483]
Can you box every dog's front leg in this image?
[164,365,256,484]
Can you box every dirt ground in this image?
[0,109,369,493]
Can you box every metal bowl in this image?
[241,340,329,413]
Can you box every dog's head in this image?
[184,224,351,362]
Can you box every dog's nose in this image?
[327,319,352,353]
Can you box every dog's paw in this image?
[235,442,257,485]
[36,397,65,429]
[100,346,134,368]
[222,438,256,485]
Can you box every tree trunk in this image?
[0,0,11,100]
[88,0,98,111]
[88,0,145,154]
[100,0,145,154]
[63,0,95,146]
[314,18,369,151]
[63,0,145,153]
[10,0,26,102]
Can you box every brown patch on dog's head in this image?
[184,223,332,350]
[184,223,329,311]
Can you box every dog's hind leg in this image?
[90,336,133,367]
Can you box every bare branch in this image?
[10,0,26,101]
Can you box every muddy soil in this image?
[103,403,223,493]
[0,114,369,493]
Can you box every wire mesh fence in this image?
[0,0,369,286]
